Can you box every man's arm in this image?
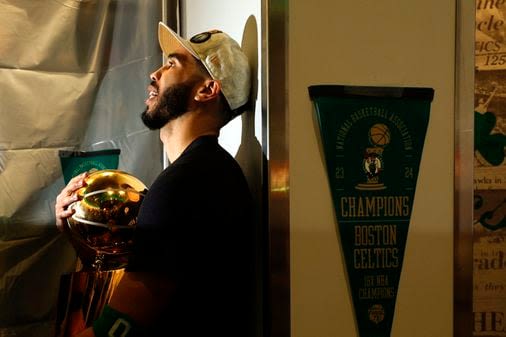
[74,327,95,337]
[75,272,175,337]
[109,272,175,325]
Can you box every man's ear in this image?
[194,79,221,102]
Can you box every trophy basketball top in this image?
[69,169,148,228]
[66,170,148,268]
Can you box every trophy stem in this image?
[55,270,125,337]
[56,170,147,336]
[92,253,105,272]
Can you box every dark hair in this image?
[219,93,251,126]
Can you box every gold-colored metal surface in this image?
[67,169,148,271]
[454,1,475,336]
[55,270,125,337]
[263,1,290,336]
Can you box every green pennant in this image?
[59,149,121,184]
[309,85,433,337]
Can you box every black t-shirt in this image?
[128,135,255,336]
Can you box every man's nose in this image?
[150,67,163,81]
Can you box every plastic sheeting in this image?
[0,1,164,335]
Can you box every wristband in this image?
[93,304,137,337]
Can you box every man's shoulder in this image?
[177,137,244,177]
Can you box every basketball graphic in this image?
[369,123,391,147]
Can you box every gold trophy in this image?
[55,170,148,337]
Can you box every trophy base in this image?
[54,269,125,337]
[355,183,386,191]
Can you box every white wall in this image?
[289,1,455,337]
[181,1,262,157]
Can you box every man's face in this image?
[141,47,205,130]
[141,79,196,130]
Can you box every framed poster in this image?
[474,1,506,336]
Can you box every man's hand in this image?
[55,172,88,232]
[74,327,95,337]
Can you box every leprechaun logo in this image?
[356,123,391,191]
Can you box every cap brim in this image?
[158,22,198,58]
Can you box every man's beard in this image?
[141,81,194,130]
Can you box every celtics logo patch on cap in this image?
[190,30,223,43]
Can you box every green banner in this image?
[309,85,433,337]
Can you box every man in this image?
[55,22,255,336]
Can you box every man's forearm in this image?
[72,272,174,336]
[74,327,95,337]
[108,272,174,326]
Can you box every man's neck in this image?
[159,110,220,163]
